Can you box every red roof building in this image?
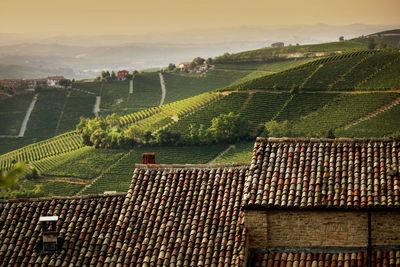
[117,70,129,80]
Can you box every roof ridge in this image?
[134,163,250,169]
[256,137,400,143]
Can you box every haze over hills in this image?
[0,24,399,79]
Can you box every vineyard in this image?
[292,93,400,136]
[0,131,83,170]
[336,104,400,137]
[227,50,400,91]
[0,92,34,136]
[163,70,249,104]
[80,144,228,195]
[213,41,365,64]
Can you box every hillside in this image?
[225,50,400,91]
[352,29,400,49]
[2,39,400,198]
[213,41,366,64]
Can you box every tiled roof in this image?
[0,167,248,266]
[252,250,400,267]
[0,194,126,266]
[243,138,400,209]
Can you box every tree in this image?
[206,57,213,65]
[192,57,205,66]
[167,63,176,71]
[0,163,26,188]
[154,130,181,145]
[339,36,344,41]
[367,38,376,50]
[111,71,117,81]
[58,79,72,88]
[207,112,248,142]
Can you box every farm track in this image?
[18,93,38,137]
[129,78,134,94]
[159,72,166,106]
[343,96,400,129]
[70,87,96,95]
[208,145,236,164]
[54,90,71,135]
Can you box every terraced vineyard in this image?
[292,93,400,136]
[275,93,340,121]
[167,92,248,138]
[0,92,34,136]
[42,147,126,179]
[0,131,83,170]
[213,41,365,63]
[124,72,161,109]
[56,90,96,134]
[24,89,68,139]
[228,50,400,91]
[80,145,228,195]
[163,70,250,104]
[336,104,400,137]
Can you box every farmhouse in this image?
[0,79,23,89]
[47,76,65,86]
[0,138,399,266]
[117,70,129,80]
[271,42,284,48]
[178,62,191,70]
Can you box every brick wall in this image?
[245,210,400,248]
[372,212,400,245]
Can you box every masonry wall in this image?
[245,210,400,248]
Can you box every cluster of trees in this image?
[367,38,388,50]
[97,70,138,81]
[76,112,253,148]
[187,112,250,144]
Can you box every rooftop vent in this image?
[142,153,156,164]
[39,216,60,252]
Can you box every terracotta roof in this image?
[244,138,400,210]
[251,250,400,267]
[0,167,248,266]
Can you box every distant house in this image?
[0,79,23,90]
[47,76,65,86]
[24,78,47,89]
[117,70,129,80]
[271,42,284,48]
[178,62,191,71]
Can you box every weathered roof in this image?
[0,194,126,266]
[1,138,399,265]
[0,167,248,266]
[251,250,400,267]
[243,138,400,210]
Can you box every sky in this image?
[0,0,399,35]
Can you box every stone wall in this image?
[245,210,400,248]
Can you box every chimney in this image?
[39,216,59,252]
[142,153,156,164]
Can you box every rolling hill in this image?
[1,37,400,198]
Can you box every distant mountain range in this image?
[0,24,398,79]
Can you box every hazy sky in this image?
[1,0,399,35]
